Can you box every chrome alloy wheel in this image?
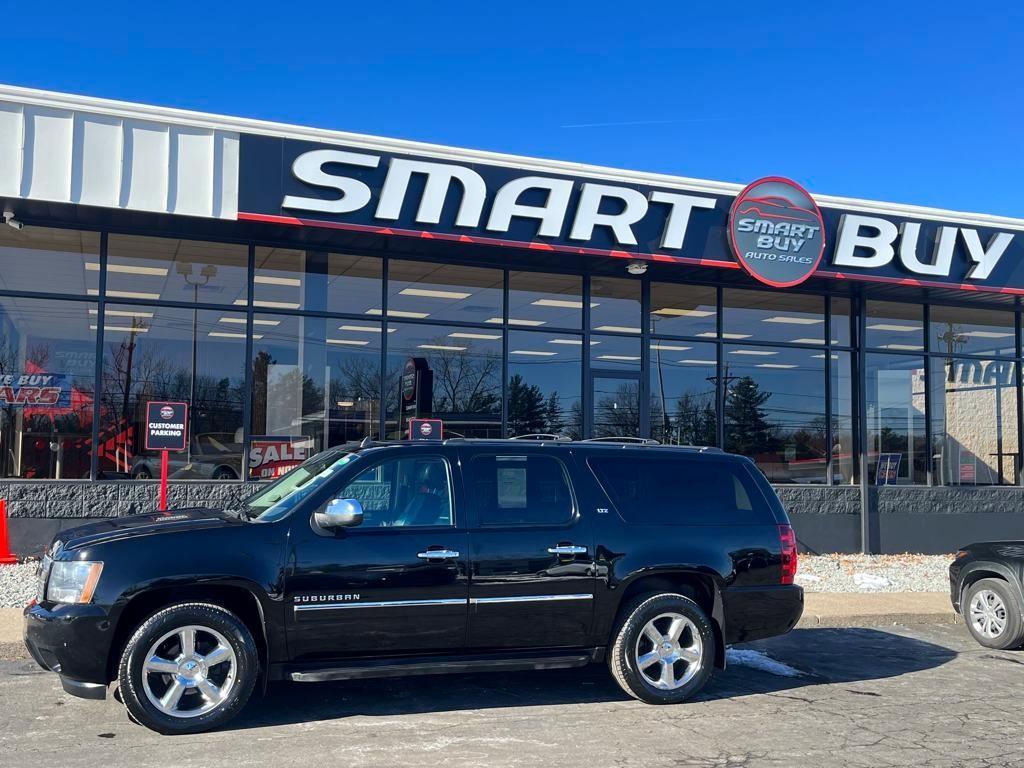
[634,611,703,690]
[970,589,1008,639]
[141,625,238,718]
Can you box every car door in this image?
[460,447,596,650]
[285,448,469,661]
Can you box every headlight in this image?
[46,561,104,604]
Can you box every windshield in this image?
[242,450,356,522]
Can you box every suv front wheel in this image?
[608,592,716,704]
[117,602,258,734]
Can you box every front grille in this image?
[36,555,52,603]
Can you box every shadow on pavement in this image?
[226,627,958,732]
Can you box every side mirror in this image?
[314,498,364,529]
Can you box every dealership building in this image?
[1,84,1023,555]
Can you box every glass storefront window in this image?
[864,353,927,484]
[931,357,1018,485]
[866,300,924,352]
[0,297,96,479]
[830,351,856,484]
[253,248,383,315]
[723,289,825,345]
[831,297,852,348]
[649,283,717,338]
[591,276,642,333]
[724,345,827,483]
[0,226,100,296]
[650,341,717,446]
[507,331,583,438]
[385,323,502,439]
[931,305,1016,358]
[250,314,382,478]
[98,305,246,479]
[386,260,502,324]
[508,272,584,329]
[591,334,642,371]
[106,234,248,306]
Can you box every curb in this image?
[797,612,962,629]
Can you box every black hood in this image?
[53,507,243,552]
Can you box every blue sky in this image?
[2,2,1021,216]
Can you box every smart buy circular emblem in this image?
[727,176,826,288]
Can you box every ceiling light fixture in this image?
[762,316,823,325]
[399,287,472,300]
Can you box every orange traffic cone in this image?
[0,499,17,564]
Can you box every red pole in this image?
[0,499,16,564]
[159,450,169,513]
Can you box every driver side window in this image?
[326,456,454,528]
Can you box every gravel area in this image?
[0,554,953,608]
[0,563,37,608]
[796,554,953,593]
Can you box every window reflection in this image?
[507,331,582,438]
[831,351,856,484]
[831,297,852,347]
[106,235,248,306]
[387,260,502,324]
[723,289,825,345]
[0,297,96,479]
[930,305,1015,358]
[385,323,502,439]
[253,248,383,315]
[866,300,924,352]
[650,341,717,446]
[865,353,927,484]
[508,272,584,329]
[931,357,1018,485]
[724,345,827,483]
[591,335,641,371]
[0,226,100,296]
[649,283,717,338]
[591,276,641,333]
[98,305,246,480]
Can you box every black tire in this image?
[117,602,258,734]
[132,466,152,480]
[608,592,716,704]
[964,578,1024,650]
[212,467,237,480]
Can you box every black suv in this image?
[950,543,1024,649]
[24,439,803,734]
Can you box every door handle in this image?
[547,545,587,556]
[417,549,460,560]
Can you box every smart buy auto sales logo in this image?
[728,177,826,288]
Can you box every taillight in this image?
[778,524,797,585]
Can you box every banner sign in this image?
[144,401,188,452]
[0,373,72,408]
[237,134,1024,295]
[876,453,902,486]
[249,436,314,480]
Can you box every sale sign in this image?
[249,436,314,479]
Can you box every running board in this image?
[285,651,597,683]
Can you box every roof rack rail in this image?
[579,436,662,445]
[508,433,573,442]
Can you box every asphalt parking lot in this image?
[2,623,1022,768]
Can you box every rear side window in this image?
[587,456,770,525]
[467,454,575,526]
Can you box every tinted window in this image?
[588,456,769,525]
[330,456,453,528]
[468,454,574,526]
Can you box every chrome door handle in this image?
[547,545,587,555]
[417,549,460,560]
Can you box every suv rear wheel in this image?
[608,592,715,704]
[117,602,258,734]
[965,578,1024,650]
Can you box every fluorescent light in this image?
[88,309,153,318]
[448,332,502,340]
[879,343,924,351]
[511,350,557,356]
[91,325,148,333]
[762,316,823,325]
[487,317,546,326]
[366,308,430,319]
[548,338,599,346]
[597,355,641,362]
[679,359,716,365]
[254,275,301,287]
[697,332,751,340]
[418,344,466,351]
[756,363,798,369]
[339,324,394,333]
[651,344,692,351]
[208,331,264,340]
[594,325,642,334]
[530,299,598,309]
[812,354,840,359]
[962,330,1014,339]
[790,338,825,345]
[729,349,778,356]
[399,287,472,300]
[85,261,169,276]
[337,400,355,407]
[653,307,714,318]
[327,338,370,346]
[867,323,920,332]
[234,299,302,310]
[89,289,161,300]
[218,317,278,325]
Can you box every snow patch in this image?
[795,573,821,583]
[726,649,804,678]
[853,573,891,590]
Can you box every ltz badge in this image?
[727,177,826,288]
